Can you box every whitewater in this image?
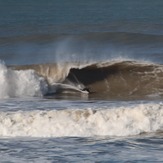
[0,102,162,137]
[0,62,48,98]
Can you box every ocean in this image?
[0,0,163,162]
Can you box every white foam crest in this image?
[0,62,48,98]
[0,103,162,137]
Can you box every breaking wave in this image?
[0,62,48,98]
[7,59,163,100]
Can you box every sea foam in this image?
[0,103,162,137]
[0,62,48,98]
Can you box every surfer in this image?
[82,87,90,93]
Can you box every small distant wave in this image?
[0,103,162,137]
[2,32,163,44]
[8,60,163,100]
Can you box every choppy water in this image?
[0,0,163,162]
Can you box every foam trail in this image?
[0,62,48,98]
[0,103,162,137]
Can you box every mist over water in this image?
[2,32,163,65]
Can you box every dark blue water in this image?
[0,1,163,162]
[1,0,163,65]
[0,135,163,162]
[1,0,163,30]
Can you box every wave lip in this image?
[0,103,162,137]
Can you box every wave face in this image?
[0,103,162,137]
[9,60,163,100]
[68,61,163,99]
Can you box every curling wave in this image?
[8,60,163,100]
